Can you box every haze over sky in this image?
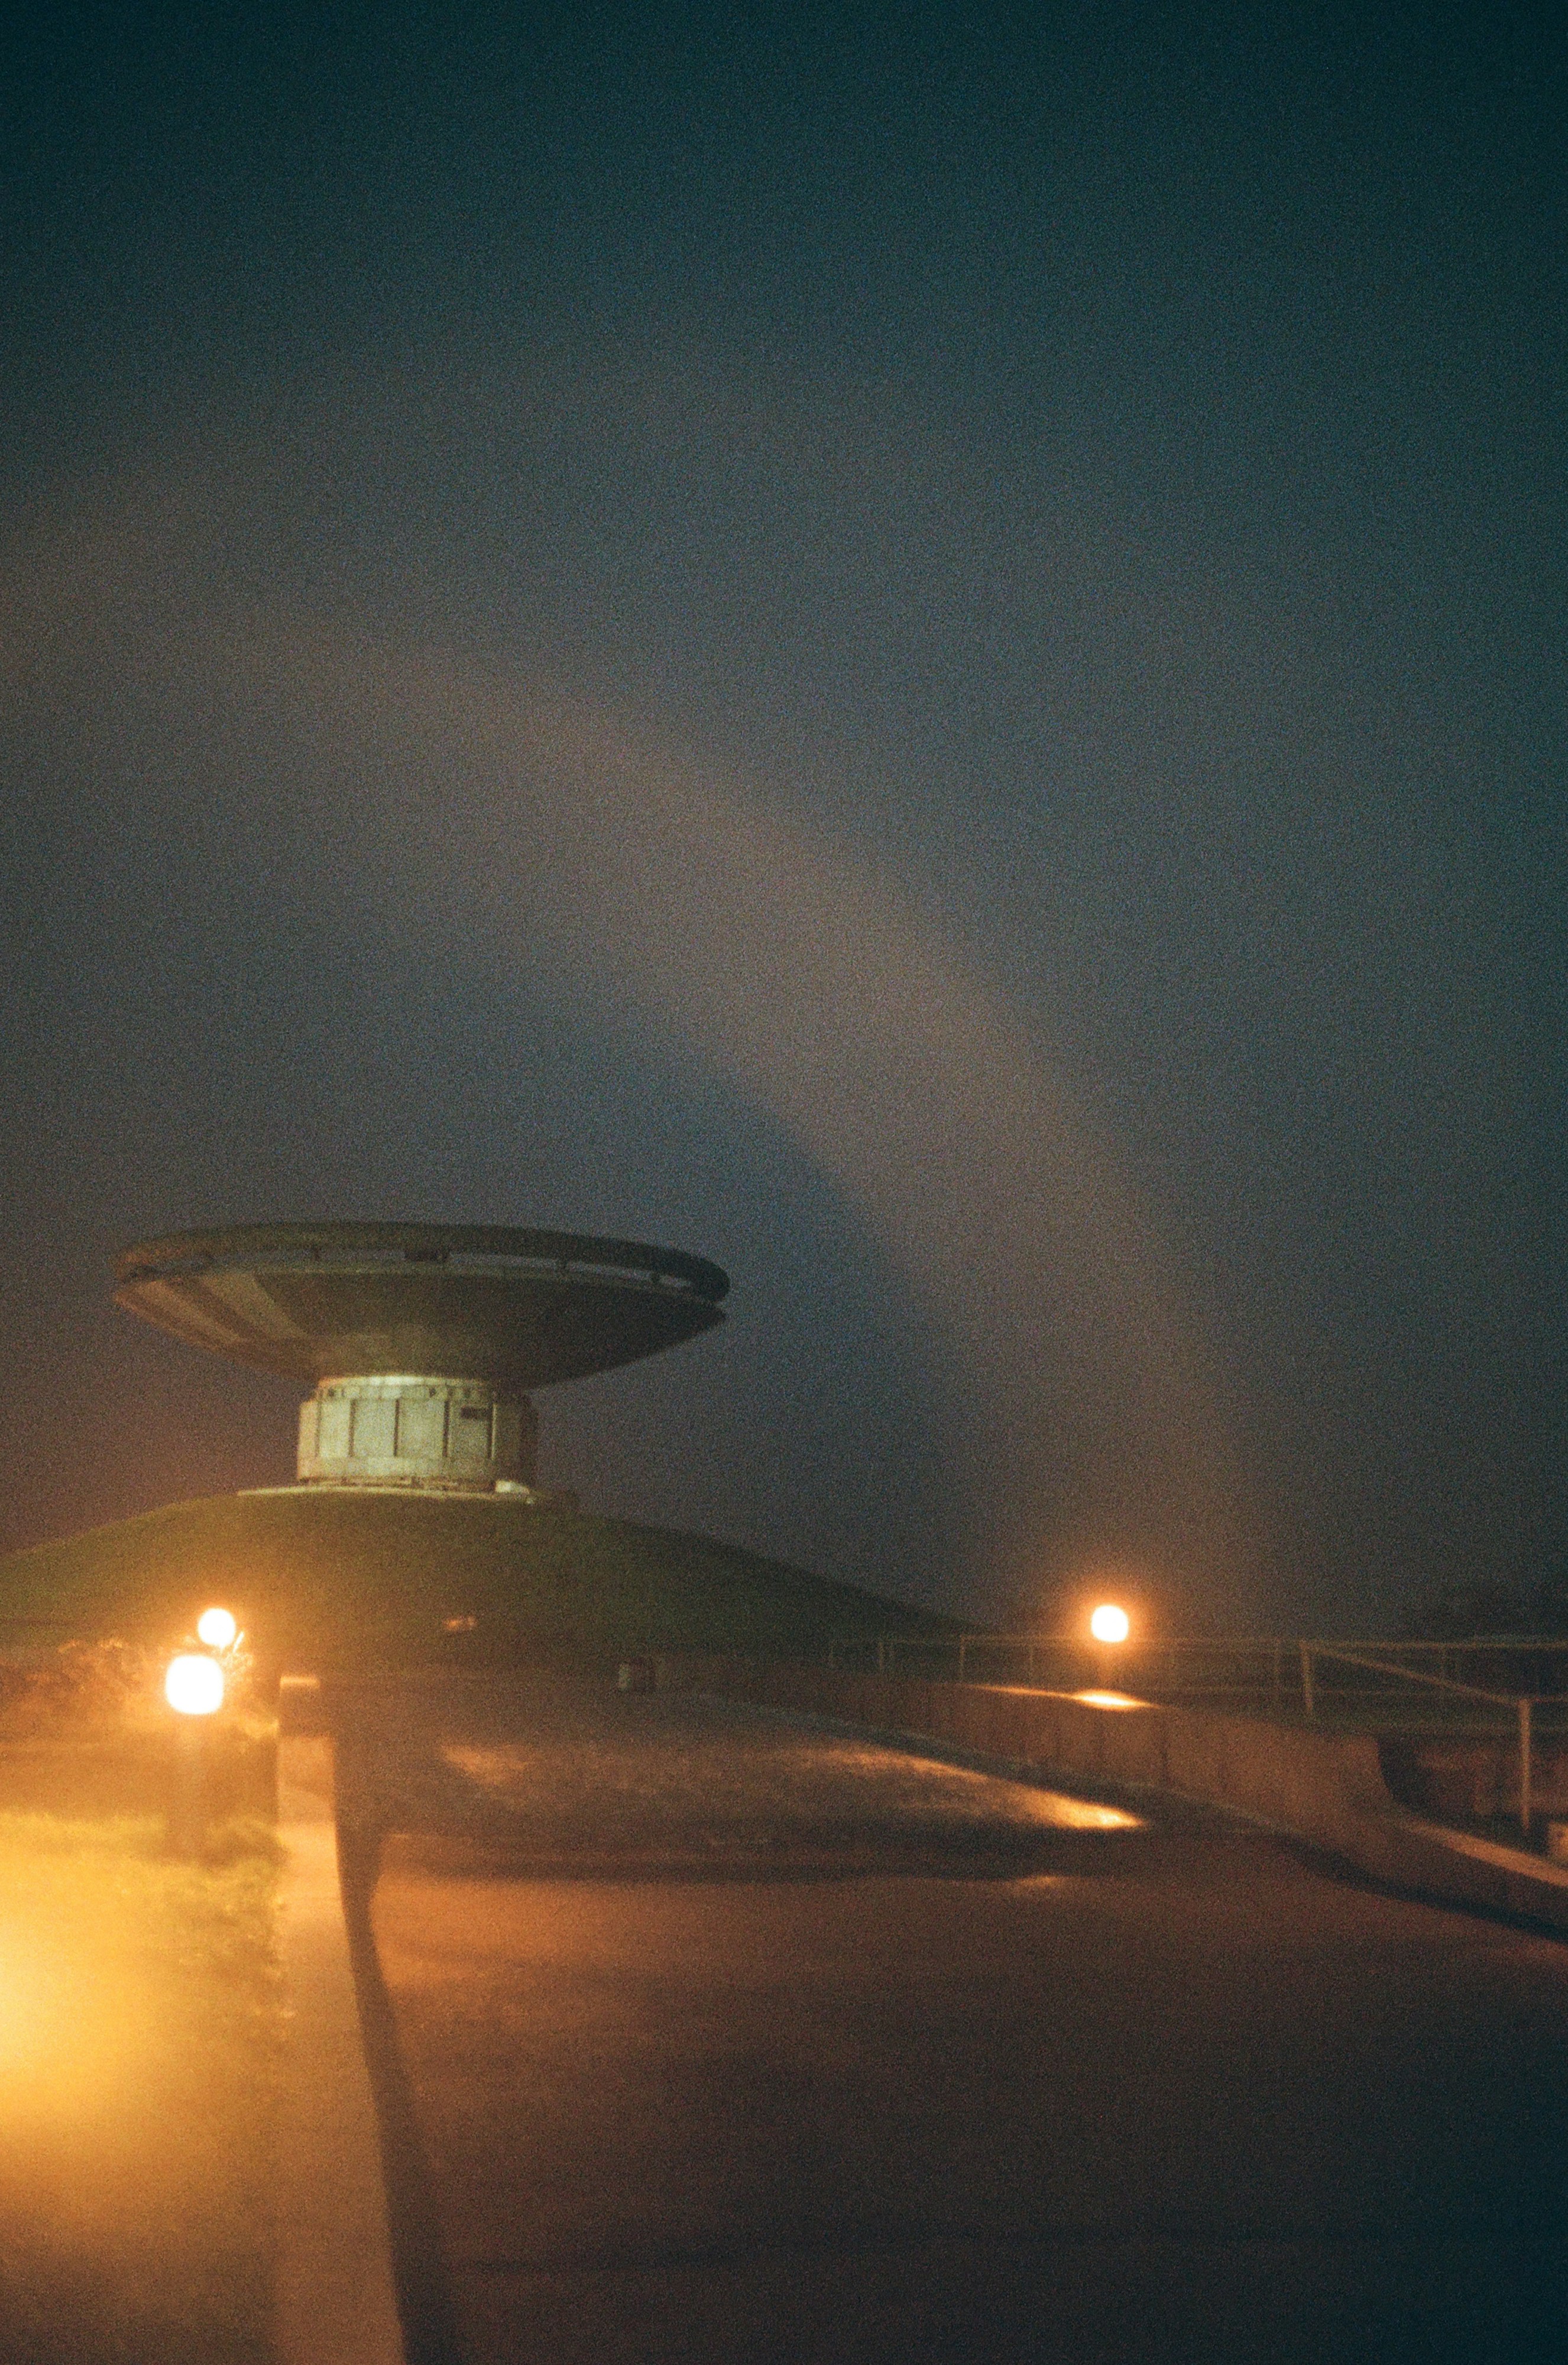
[1,3,1562,1631]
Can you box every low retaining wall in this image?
[656,1657,1568,1936]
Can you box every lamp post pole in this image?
[165,1650,226,1857]
[170,1715,208,1856]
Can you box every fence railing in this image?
[831,1632,1303,1699]
[1300,1644,1568,1835]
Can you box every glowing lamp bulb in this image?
[196,1606,238,1650]
[166,1654,225,1716]
[1090,1603,1130,1645]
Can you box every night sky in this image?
[1,4,1563,1633]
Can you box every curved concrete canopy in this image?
[114,1222,729,1389]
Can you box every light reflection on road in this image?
[339,1679,1142,1875]
[443,1723,1139,1849]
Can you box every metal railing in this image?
[1303,1638,1568,1696]
[828,1632,1300,1699]
[1298,1644,1564,1835]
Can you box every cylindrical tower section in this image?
[296,1376,538,1491]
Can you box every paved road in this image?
[336,1673,1568,2364]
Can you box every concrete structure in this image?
[339,1672,1568,2363]
[115,1222,728,1492]
[656,1657,1568,1932]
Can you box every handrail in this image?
[1301,1642,1546,1834]
[1301,1644,1525,1710]
[829,1632,1300,1686]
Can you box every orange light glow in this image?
[165,1654,224,1716]
[1089,1602,1131,1644]
[196,1606,238,1650]
[1074,1689,1145,1710]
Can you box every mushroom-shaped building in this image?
[115,1222,728,1492]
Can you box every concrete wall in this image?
[656,1662,1386,1851]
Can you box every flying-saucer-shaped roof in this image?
[114,1223,728,1388]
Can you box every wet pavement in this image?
[335,1671,1568,2364]
[335,1671,1138,1877]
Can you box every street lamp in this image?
[196,1606,238,1651]
[166,1654,225,1716]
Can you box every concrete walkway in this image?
[276,1735,404,2365]
[339,1674,1568,2364]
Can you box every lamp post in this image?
[166,1651,225,1855]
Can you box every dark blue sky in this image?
[2,2,1563,1631]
